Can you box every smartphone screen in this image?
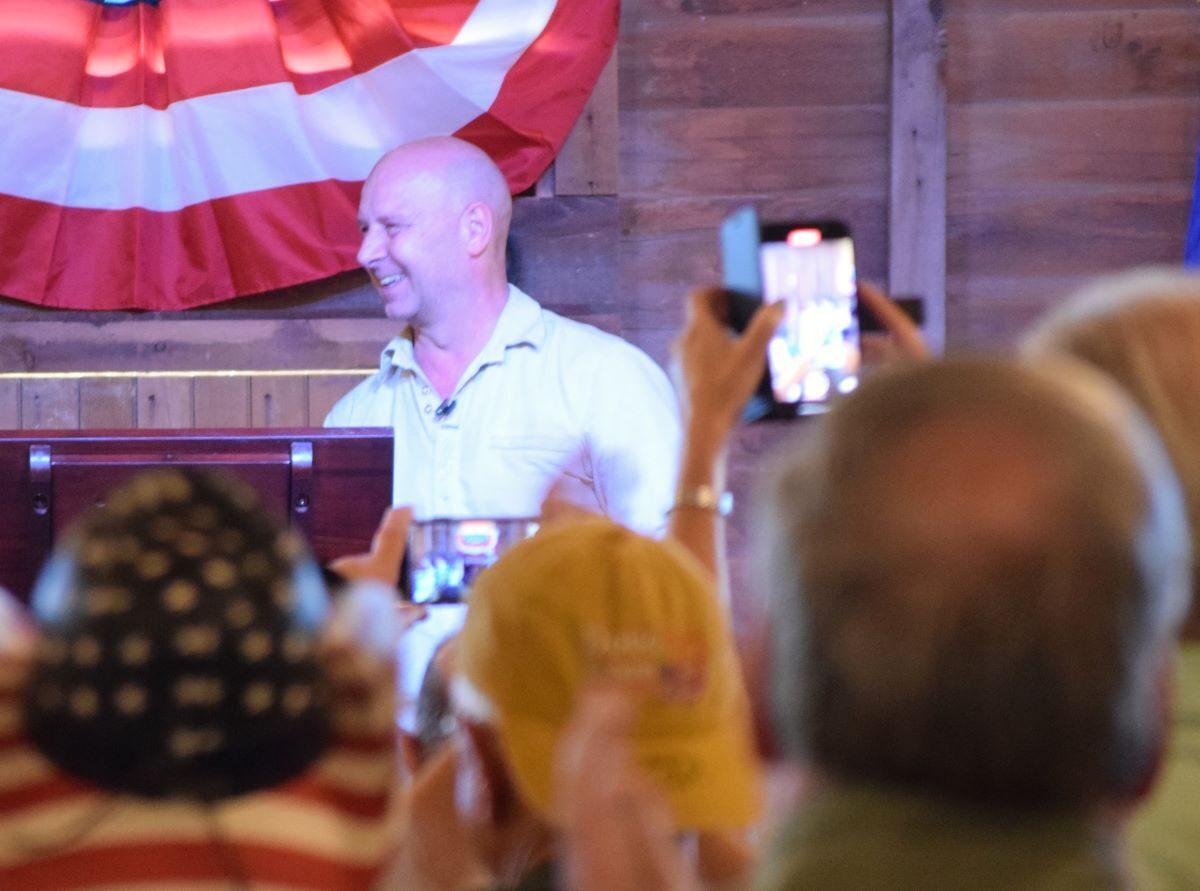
[759,222,860,411]
[721,207,860,421]
[403,518,539,604]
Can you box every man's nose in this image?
[358,226,383,269]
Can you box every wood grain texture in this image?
[21,380,79,430]
[136,377,192,429]
[193,377,251,429]
[556,51,620,196]
[308,374,365,426]
[958,0,1196,10]
[79,379,136,429]
[945,274,1096,349]
[949,97,1200,188]
[506,197,619,321]
[621,105,888,198]
[621,14,889,111]
[947,9,1200,103]
[0,319,387,374]
[632,0,885,19]
[948,185,1190,280]
[0,381,18,429]
[251,376,308,428]
[890,0,948,350]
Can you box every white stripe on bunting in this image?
[0,0,556,212]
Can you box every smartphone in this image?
[401,517,539,604]
[720,207,861,421]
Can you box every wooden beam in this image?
[556,49,619,196]
[890,0,947,351]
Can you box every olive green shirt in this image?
[1132,643,1200,888]
[754,785,1123,890]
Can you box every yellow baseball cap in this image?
[458,516,762,830]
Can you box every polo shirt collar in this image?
[378,284,546,373]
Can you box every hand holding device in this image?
[720,207,862,421]
[402,517,539,604]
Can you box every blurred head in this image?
[761,358,1191,811]
[1023,267,1200,635]
[400,634,459,775]
[24,469,332,800]
[452,517,760,851]
[357,136,512,325]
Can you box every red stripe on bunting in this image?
[3,841,383,890]
[0,0,476,110]
[0,182,362,311]
[455,0,620,193]
[0,0,619,309]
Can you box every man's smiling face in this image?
[356,161,462,324]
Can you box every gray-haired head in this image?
[1023,267,1200,636]
[759,357,1190,809]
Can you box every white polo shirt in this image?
[324,285,681,536]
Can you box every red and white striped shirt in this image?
[0,594,406,890]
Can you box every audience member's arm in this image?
[322,506,425,735]
[0,588,33,713]
[669,289,783,579]
[328,505,411,587]
[555,686,697,891]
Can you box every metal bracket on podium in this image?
[289,441,314,538]
[28,444,52,554]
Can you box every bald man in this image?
[325,137,681,534]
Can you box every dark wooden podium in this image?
[0,428,393,601]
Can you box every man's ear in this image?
[461,202,495,258]
[456,720,518,826]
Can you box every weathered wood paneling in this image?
[0,319,385,374]
[21,380,79,430]
[947,10,1200,103]
[251,376,309,428]
[946,274,1097,348]
[945,4,1200,348]
[949,97,1200,188]
[308,374,363,426]
[556,52,620,196]
[0,381,19,429]
[621,105,888,197]
[622,14,889,111]
[194,377,252,429]
[136,378,193,429]
[890,0,947,350]
[79,379,136,429]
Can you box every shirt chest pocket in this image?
[489,434,579,455]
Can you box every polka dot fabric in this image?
[23,469,332,800]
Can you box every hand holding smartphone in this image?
[401,517,539,604]
[720,207,862,421]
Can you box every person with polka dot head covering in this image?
[0,469,411,889]
[24,468,332,799]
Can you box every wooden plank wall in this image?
[1,373,365,431]
[946,0,1200,346]
[620,0,891,366]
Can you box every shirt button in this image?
[423,404,432,415]
[421,386,430,395]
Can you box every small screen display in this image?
[407,518,539,604]
[760,233,860,406]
